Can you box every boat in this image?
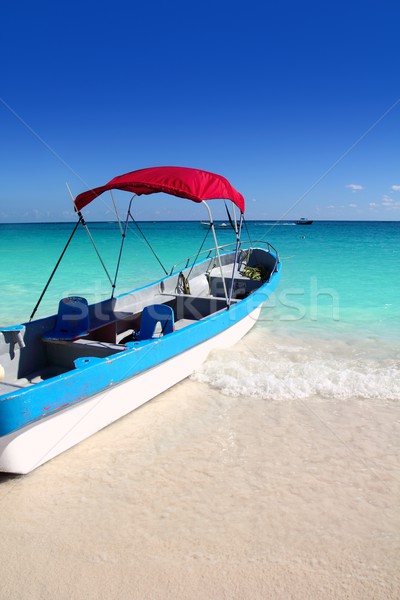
[0,166,281,474]
[200,221,229,228]
[295,218,313,225]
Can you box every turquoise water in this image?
[1,220,399,400]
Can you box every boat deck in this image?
[208,264,263,297]
[0,316,199,395]
[0,248,276,399]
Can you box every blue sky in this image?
[1,0,400,222]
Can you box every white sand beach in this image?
[0,369,398,599]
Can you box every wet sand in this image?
[0,378,399,599]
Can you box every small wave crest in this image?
[192,346,400,402]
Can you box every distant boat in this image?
[200,221,229,229]
[295,218,313,225]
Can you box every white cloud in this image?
[386,201,400,210]
[391,185,400,191]
[346,184,364,191]
[348,203,357,208]
[382,195,393,206]
[368,196,400,210]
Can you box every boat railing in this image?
[169,240,279,275]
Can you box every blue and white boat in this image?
[200,220,229,228]
[295,218,313,225]
[0,167,281,473]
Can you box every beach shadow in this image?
[0,472,23,484]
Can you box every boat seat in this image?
[42,296,90,342]
[137,304,174,341]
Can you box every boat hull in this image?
[0,306,260,474]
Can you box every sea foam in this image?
[192,335,400,402]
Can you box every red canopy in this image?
[74,166,245,213]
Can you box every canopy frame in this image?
[30,167,246,318]
[74,166,245,214]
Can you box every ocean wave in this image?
[192,348,400,401]
[263,222,296,226]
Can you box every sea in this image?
[1,220,399,401]
[0,220,399,599]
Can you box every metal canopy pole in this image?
[202,201,229,303]
[110,190,123,235]
[66,184,114,289]
[227,212,243,306]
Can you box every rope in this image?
[66,184,114,288]
[110,190,123,235]
[224,201,237,234]
[178,272,191,294]
[186,224,212,280]
[29,219,80,321]
[243,216,253,246]
[112,198,133,297]
[240,216,255,270]
[77,211,114,287]
[128,209,168,275]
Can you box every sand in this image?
[0,378,399,599]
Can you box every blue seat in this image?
[138,304,174,341]
[42,296,90,341]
